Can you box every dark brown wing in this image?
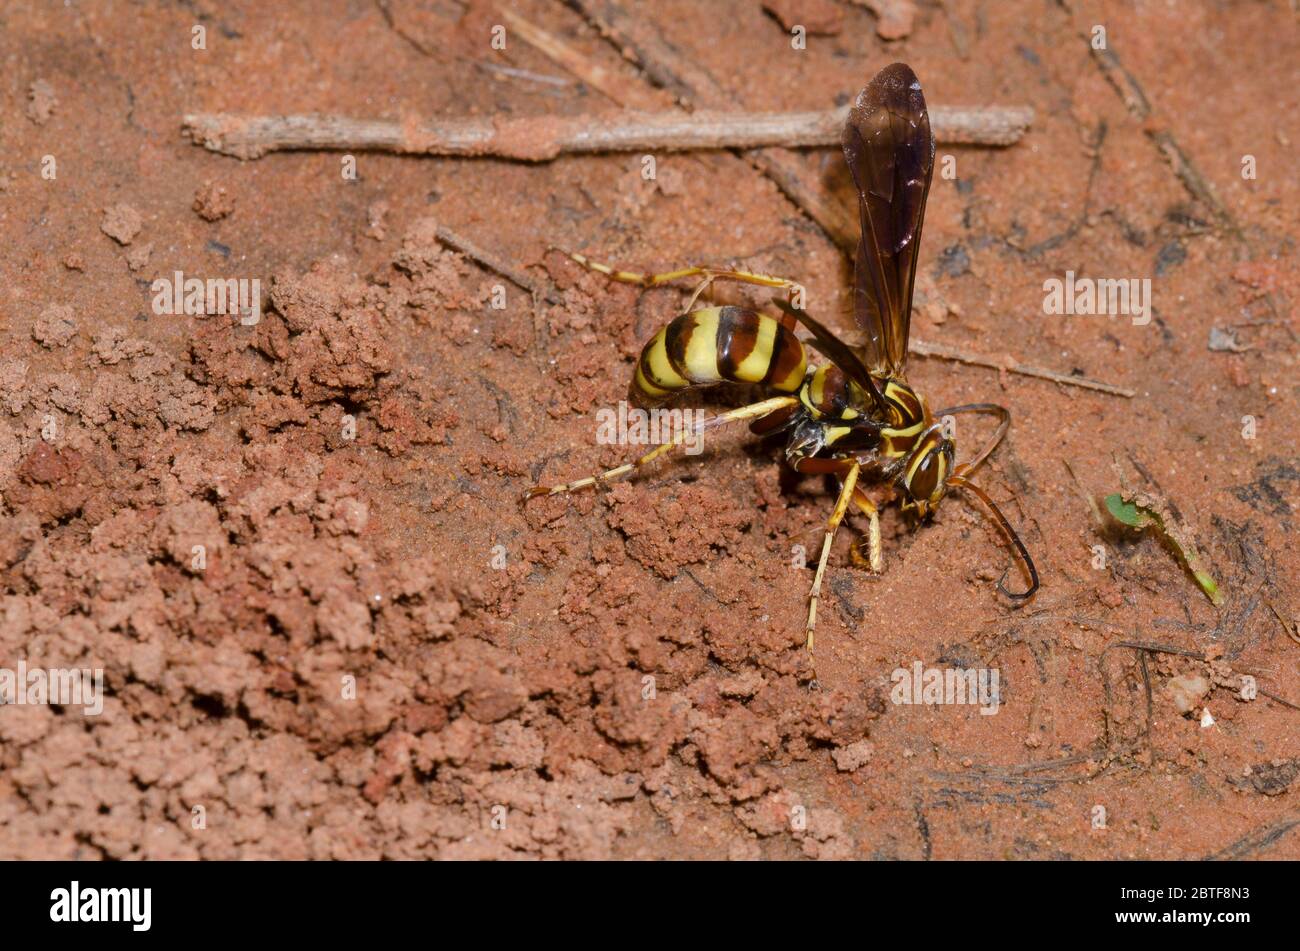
[773,300,885,410]
[842,63,935,378]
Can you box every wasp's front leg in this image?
[790,456,870,655]
[791,456,882,574]
[848,487,884,573]
[804,463,861,654]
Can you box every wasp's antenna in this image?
[935,403,1010,478]
[946,474,1039,600]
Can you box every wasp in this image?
[525,63,1038,658]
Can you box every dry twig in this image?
[498,8,651,108]
[182,104,1033,163]
[908,338,1135,397]
[435,223,560,305]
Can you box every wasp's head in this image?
[899,424,955,518]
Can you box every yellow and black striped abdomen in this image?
[631,306,807,403]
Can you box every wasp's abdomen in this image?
[631,306,807,403]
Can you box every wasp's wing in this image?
[773,300,886,410]
[842,63,935,378]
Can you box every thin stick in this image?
[1204,815,1300,861]
[434,224,560,305]
[1268,600,1300,647]
[498,8,654,108]
[1106,639,1300,714]
[182,104,1033,162]
[1261,689,1300,712]
[477,62,573,88]
[908,338,1135,398]
[1113,640,1204,658]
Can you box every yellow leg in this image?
[848,487,883,573]
[806,462,860,654]
[561,249,803,313]
[523,396,799,501]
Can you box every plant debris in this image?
[1103,481,1225,606]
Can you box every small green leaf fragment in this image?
[1104,493,1149,527]
[1101,490,1224,606]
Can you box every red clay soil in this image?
[1,1,1297,860]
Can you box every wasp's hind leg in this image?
[559,249,805,316]
[523,396,799,501]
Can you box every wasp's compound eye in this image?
[909,449,939,502]
[908,440,953,505]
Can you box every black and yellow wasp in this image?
[526,63,1038,656]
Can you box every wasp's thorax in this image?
[787,364,953,514]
